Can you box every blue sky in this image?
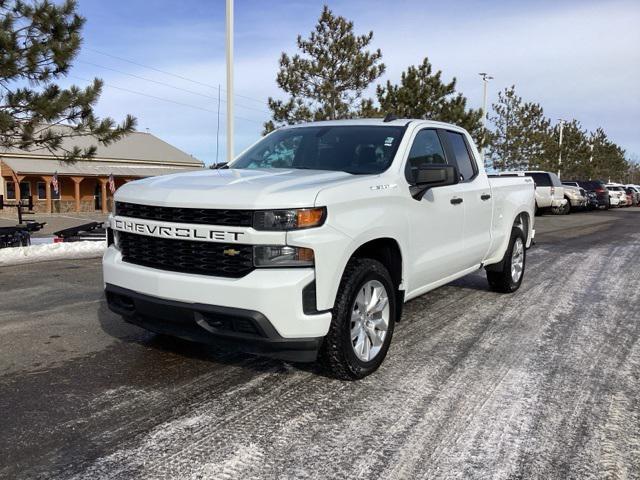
[67,0,640,165]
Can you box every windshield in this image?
[229,125,405,174]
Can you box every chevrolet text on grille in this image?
[112,218,245,242]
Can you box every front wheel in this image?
[319,258,396,380]
[486,227,526,293]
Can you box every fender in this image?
[484,209,532,267]
[288,223,408,311]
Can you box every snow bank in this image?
[0,241,106,267]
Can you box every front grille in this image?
[118,232,254,278]
[115,202,253,226]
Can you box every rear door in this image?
[441,130,493,268]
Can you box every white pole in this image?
[226,0,234,163]
[478,73,493,167]
[557,119,564,179]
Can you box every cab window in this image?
[526,172,552,187]
[405,129,447,182]
[445,131,477,181]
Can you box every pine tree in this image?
[488,86,550,171]
[0,0,136,160]
[264,5,384,133]
[626,154,640,184]
[365,58,484,147]
[587,128,627,182]
[540,120,591,179]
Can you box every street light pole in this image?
[226,0,234,163]
[557,119,565,179]
[588,141,594,181]
[478,73,493,168]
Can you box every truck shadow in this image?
[448,272,493,292]
[96,301,323,376]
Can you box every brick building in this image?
[0,129,203,214]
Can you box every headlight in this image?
[253,207,326,231]
[254,245,314,267]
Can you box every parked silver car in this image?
[561,182,588,210]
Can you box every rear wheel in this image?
[319,258,396,380]
[486,227,526,293]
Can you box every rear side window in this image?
[445,131,476,181]
[579,181,601,190]
[548,173,563,187]
[525,172,552,187]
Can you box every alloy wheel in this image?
[350,280,390,362]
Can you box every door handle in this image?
[481,194,491,200]
[450,197,463,205]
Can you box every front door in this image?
[404,128,467,293]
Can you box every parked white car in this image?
[499,171,567,215]
[103,119,535,379]
[606,184,627,207]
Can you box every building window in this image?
[37,181,61,200]
[37,182,46,200]
[20,181,31,200]
[6,181,16,199]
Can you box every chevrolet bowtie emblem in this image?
[223,248,241,256]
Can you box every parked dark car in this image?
[565,180,610,209]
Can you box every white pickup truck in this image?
[104,119,535,379]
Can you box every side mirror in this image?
[410,165,459,200]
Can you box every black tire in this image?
[318,258,396,380]
[563,198,572,215]
[534,203,541,216]
[486,227,526,293]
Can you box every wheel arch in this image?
[337,237,405,322]
[352,237,405,322]
[486,212,530,272]
[513,211,532,245]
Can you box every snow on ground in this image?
[0,241,106,267]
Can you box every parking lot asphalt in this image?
[1,208,639,479]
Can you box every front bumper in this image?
[551,198,568,208]
[568,197,587,207]
[103,245,332,343]
[106,284,323,362]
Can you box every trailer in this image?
[54,222,106,243]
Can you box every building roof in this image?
[0,127,203,167]
[1,156,196,178]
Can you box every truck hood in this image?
[115,168,357,209]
